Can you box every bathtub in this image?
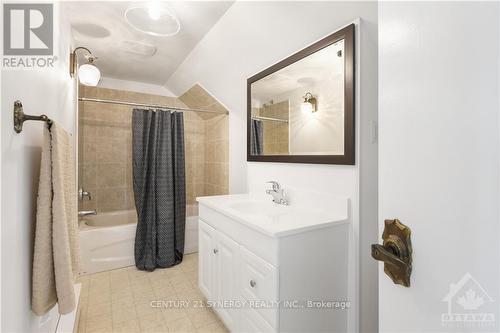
[79,206,199,275]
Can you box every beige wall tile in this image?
[79,85,229,212]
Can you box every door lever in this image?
[371,219,412,287]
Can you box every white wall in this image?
[99,76,175,97]
[1,4,77,332]
[166,2,378,332]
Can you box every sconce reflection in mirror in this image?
[301,92,317,113]
[69,46,101,86]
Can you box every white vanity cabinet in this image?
[197,194,349,333]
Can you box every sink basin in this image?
[228,200,289,216]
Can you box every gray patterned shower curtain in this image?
[132,109,186,271]
[251,119,263,155]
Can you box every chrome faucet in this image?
[265,181,288,205]
[78,210,97,217]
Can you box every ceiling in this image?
[62,1,233,86]
[252,40,344,103]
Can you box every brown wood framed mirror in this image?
[247,24,354,164]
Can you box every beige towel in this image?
[32,123,80,315]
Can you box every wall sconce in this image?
[69,47,101,86]
[301,92,318,113]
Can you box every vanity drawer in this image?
[240,247,278,329]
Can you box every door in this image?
[215,231,240,331]
[378,2,499,332]
[198,219,216,300]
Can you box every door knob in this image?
[213,248,218,254]
[371,219,412,287]
[250,280,256,288]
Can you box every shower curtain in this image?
[251,119,263,155]
[132,109,186,271]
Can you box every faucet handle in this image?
[266,181,280,191]
[79,188,92,200]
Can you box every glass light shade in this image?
[78,63,101,86]
[301,101,314,114]
[125,5,180,37]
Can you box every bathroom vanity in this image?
[197,192,349,332]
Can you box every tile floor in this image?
[76,253,228,333]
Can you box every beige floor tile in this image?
[78,253,226,333]
[89,290,111,305]
[86,313,112,333]
[112,288,133,301]
[113,318,140,333]
[112,304,137,325]
[195,320,229,333]
[181,260,197,270]
[166,317,196,333]
[168,273,189,285]
[140,323,168,333]
[90,280,111,292]
[87,301,112,319]
[112,294,135,309]
[109,272,129,283]
[133,289,156,304]
[162,308,189,324]
[187,308,218,328]
[150,277,172,289]
[187,276,199,287]
[135,301,163,318]
[111,280,131,292]
[162,268,185,280]
[138,312,167,331]
[177,291,203,305]
[131,275,150,286]
[173,281,194,294]
[154,286,177,299]
[128,269,149,280]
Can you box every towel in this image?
[32,122,80,315]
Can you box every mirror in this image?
[247,24,354,164]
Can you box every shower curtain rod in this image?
[252,115,289,123]
[78,97,229,115]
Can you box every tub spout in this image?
[79,210,97,217]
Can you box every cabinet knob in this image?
[250,280,256,288]
[213,248,218,254]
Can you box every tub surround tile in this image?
[79,85,228,214]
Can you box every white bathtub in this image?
[79,206,199,275]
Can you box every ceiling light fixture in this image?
[301,92,318,113]
[125,4,180,37]
[69,47,101,86]
[148,0,161,20]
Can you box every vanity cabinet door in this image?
[240,247,278,329]
[239,308,275,333]
[198,219,216,301]
[215,231,240,331]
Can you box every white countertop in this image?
[197,194,349,237]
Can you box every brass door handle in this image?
[371,219,412,287]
